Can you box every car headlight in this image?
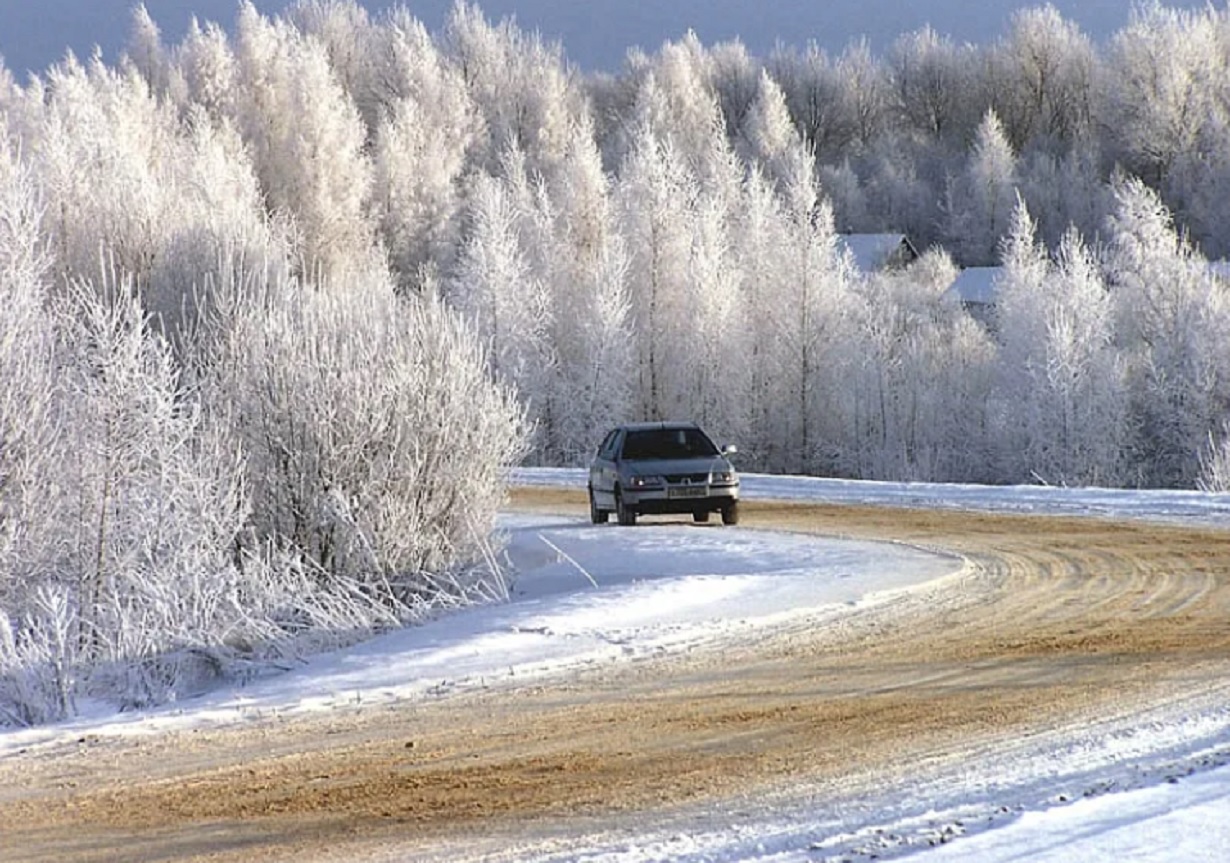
[629,475,665,488]
[711,471,737,485]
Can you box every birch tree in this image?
[231,2,377,284]
[988,5,1095,151]
[1105,175,1230,486]
[0,146,60,615]
[996,209,1126,485]
[368,10,479,288]
[943,109,1019,266]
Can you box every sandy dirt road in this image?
[3,487,1230,862]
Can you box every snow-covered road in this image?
[3,468,1230,863]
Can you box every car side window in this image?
[597,430,619,460]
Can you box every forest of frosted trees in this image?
[5,0,1230,722]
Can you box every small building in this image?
[838,233,920,273]
[942,266,1001,329]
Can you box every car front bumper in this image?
[621,483,739,514]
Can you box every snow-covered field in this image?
[5,468,1230,861]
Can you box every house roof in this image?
[838,233,918,272]
[943,266,1002,306]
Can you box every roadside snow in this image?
[0,500,957,755]
[913,766,1230,863]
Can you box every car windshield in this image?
[621,428,719,460]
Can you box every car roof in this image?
[616,421,701,432]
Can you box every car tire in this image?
[692,510,710,523]
[589,488,609,524]
[721,501,740,525]
[615,489,637,526]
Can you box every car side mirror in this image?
[722,444,738,456]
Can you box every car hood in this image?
[623,456,734,476]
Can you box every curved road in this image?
[3,487,1230,861]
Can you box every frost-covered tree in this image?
[442,2,581,180]
[1105,175,1230,486]
[1017,144,1108,250]
[511,116,634,463]
[1100,4,1224,187]
[889,27,982,145]
[231,2,377,284]
[614,123,696,422]
[708,39,761,139]
[995,206,1126,485]
[767,190,855,475]
[23,46,284,343]
[169,17,238,120]
[768,38,888,163]
[31,55,180,288]
[766,42,850,162]
[853,249,997,481]
[943,109,1019,265]
[55,272,250,700]
[988,5,1095,151]
[733,168,793,469]
[0,146,60,615]
[737,70,813,194]
[989,198,1049,470]
[449,165,554,457]
[285,0,376,123]
[616,33,726,176]
[125,4,173,99]
[367,9,479,287]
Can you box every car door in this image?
[589,428,622,508]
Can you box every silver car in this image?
[588,422,740,526]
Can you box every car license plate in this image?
[668,486,706,499]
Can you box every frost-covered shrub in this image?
[1198,424,1230,492]
[0,587,77,726]
[200,265,528,606]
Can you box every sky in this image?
[0,0,1224,79]
[4,468,1230,861]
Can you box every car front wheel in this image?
[721,501,739,525]
[615,489,637,526]
[589,488,609,524]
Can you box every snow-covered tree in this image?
[511,116,634,463]
[55,271,250,697]
[367,9,479,288]
[1100,4,1224,186]
[995,207,1126,486]
[988,5,1095,151]
[125,4,173,99]
[708,39,761,139]
[853,249,998,482]
[170,17,238,120]
[442,2,581,180]
[614,123,697,422]
[943,109,1019,265]
[0,145,60,615]
[231,2,377,284]
[767,191,856,475]
[889,27,981,145]
[448,165,554,458]
[1105,175,1230,486]
[737,70,813,195]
